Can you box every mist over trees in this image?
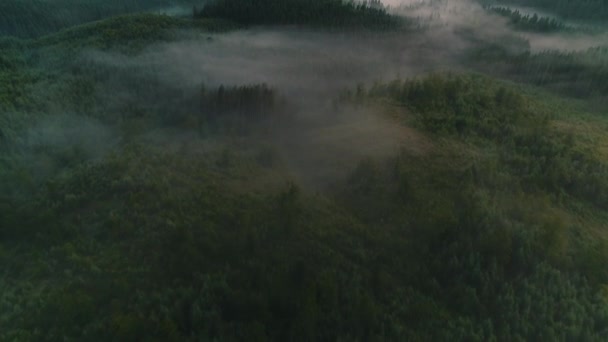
[196,0,403,28]
[0,0,205,38]
[2,0,608,341]
[200,84,279,133]
[487,6,569,32]
[482,0,608,21]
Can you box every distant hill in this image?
[197,0,404,29]
[0,0,205,38]
[480,0,608,21]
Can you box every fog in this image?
[5,2,608,340]
[81,23,468,186]
[90,29,461,99]
[0,114,116,200]
[8,0,608,190]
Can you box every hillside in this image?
[2,1,608,341]
[0,0,205,38]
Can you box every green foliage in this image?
[335,147,608,341]
[480,0,608,21]
[0,145,398,340]
[200,84,279,134]
[0,39,40,112]
[362,73,539,140]
[3,72,608,339]
[357,73,608,209]
[337,75,608,337]
[0,0,207,38]
[487,6,569,32]
[33,14,234,52]
[198,0,404,29]
[469,44,608,98]
[2,9,608,342]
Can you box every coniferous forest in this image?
[2,0,608,341]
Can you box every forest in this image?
[0,0,206,38]
[196,0,402,28]
[486,6,569,32]
[481,0,608,21]
[2,0,608,341]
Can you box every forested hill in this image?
[487,7,570,33]
[0,0,402,39]
[0,0,203,38]
[480,0,608,21]
[196,0,403,28]
[2,1,608,341]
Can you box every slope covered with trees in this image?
[468,42,608,98]
[481,0,608,21]
[487,6,569,32]
[196,0,403,29]
[0,0,204,38]
[3,32,608,338]
[2,2,608,341]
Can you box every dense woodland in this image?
[487,6,569,32]
[469,42,608,98]
[481,0,608,21]
[196,0,402,28]
[0,0,203,38]
[2,0,608,341]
